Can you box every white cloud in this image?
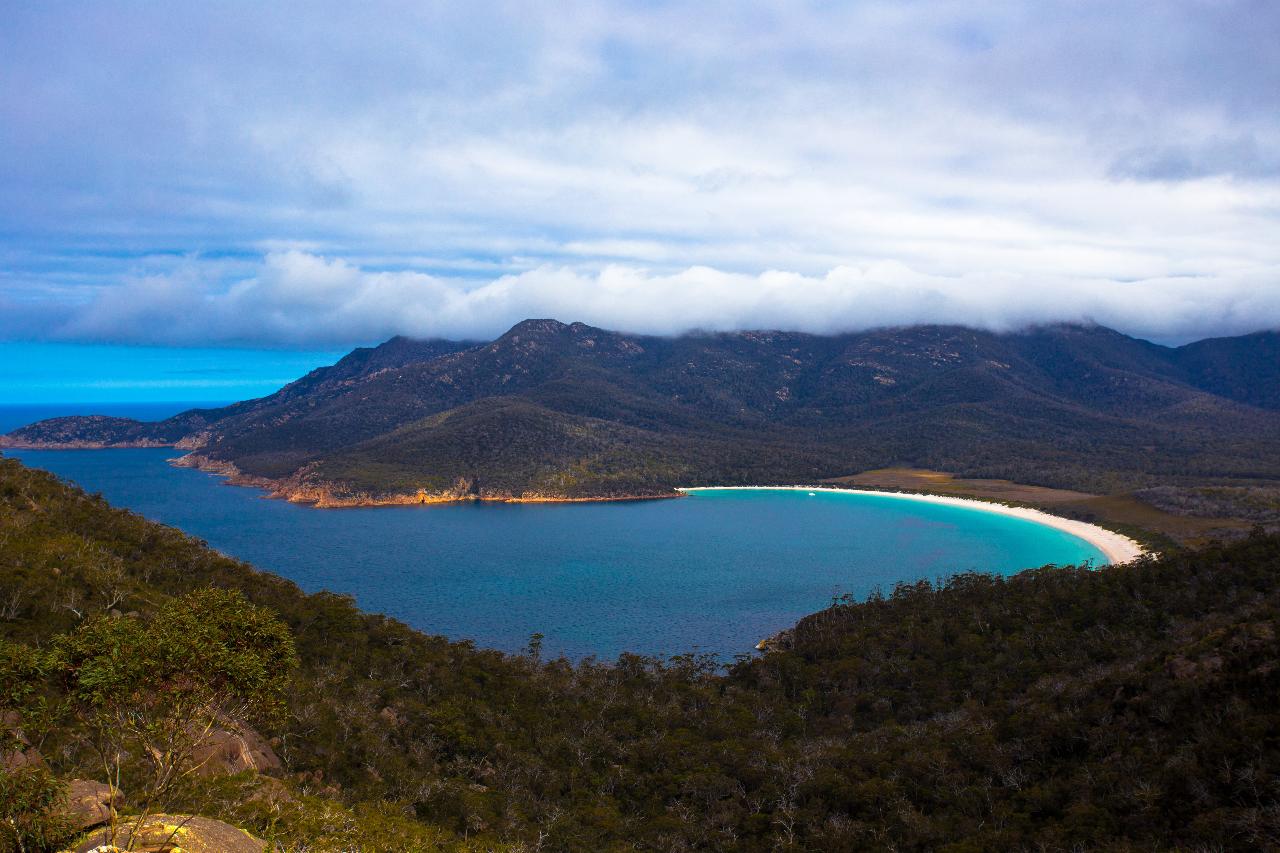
[2,1,1278,345]
[27,251,1280,346]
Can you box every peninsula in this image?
[5,320,1280,516]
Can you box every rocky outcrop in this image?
[244,774,298,809]
[755,628,794,653]
[60,778,266,852]
[1,711,44,770]
[0,742,43,769]
[192,724,282,776]
[70,814,266,853]
[63,779,124,831]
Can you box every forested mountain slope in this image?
[6,322,1280,501]
[1175,330,1280,411]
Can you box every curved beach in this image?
[677,486,1147,566]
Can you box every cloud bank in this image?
[7,251,1272,347]
[2,1,1279,346]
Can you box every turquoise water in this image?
[8,448,1106,661]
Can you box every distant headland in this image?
[4,320,1279,516]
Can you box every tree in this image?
[50,588,298,814]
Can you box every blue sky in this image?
[0,343,343,404]
[2,0,1279,354]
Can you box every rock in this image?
[755,628,794,653]
[1167,655,1197,680]
[63,778,124,830]
[1166,653,1225,681]
[1,711,45,770]
[0,741,44,770]
[244,774,296,808]
[191,724,283,776]
[1,748,42,770]
[70,814,266,853]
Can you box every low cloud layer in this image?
[2,2,1279,346]
[8,251,1275,347]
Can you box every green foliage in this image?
[235,787,507,852]
[0,455,1278,850]
[0,767,70,853]
[53,588,296,724]
[0,641,47,722]
[43,589,297,813]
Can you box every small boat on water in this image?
[808,491,816,496]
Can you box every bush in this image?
[0,767,71,853]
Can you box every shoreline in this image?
[678,485,1148,565]
[1,444,683,507]
[170,452,680,508]
[0,446,1150,560]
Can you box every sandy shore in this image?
[677,485,1147,565]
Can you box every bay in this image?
[8,447,1106,661]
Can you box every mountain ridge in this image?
[5,321,1280,503]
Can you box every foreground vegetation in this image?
[2,455,1278,850]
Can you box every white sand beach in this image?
[677,486,1147,566]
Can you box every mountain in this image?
[5,321,1280,503]
[1175,330,1280,411]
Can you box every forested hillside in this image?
[6,322,1280,502]
[2,455,1278,851]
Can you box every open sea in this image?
[4,403,1106,661]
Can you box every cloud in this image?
[2,2,1279,346]
[1110,135,1280,182]
[14,251,1277,347]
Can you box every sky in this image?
[0,342,343,406]
[2,0,1279,361]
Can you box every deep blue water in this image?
[7,446,1106,661]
